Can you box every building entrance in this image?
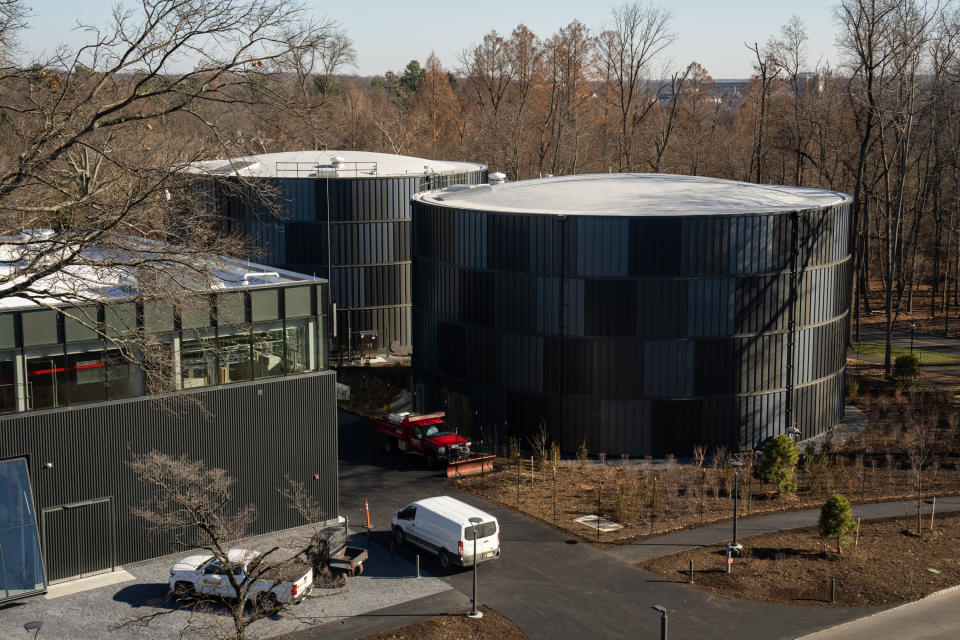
[41,497,115,583]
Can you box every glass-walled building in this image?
[0,280,327,414]
[0,248,338,600]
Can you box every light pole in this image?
[728,460,744,557]
[466,516,483,619]
[910,321,916,354]
[651,605,667,640]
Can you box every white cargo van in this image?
[391,496,500,570]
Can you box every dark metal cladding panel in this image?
[206,170,486,352]
[0,372,338,581]
[412,200,852,457]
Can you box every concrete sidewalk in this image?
[607,495,960,564]
[797,586,960,640]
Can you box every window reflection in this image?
[284,320,310,374]
[105,349,143,399]
[25,346,67,409]
[217,332,251,383]
[181,334,217,389]
[0,356,15,413]
[0,458,46,601]
[65,342,107,405]
[253,323,285,379]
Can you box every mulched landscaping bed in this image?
[359,606,527,640]
[639,511,960,607]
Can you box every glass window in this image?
[217,330,251,384]
[252,323,285,379]
[181,333,217,389]
[64,342,107,405]
[0,354,15,414]
[464,522,497,540]
[0,458,46,601]
[25,345,67,409]
[105,349,143,400]
[284,320,312,375]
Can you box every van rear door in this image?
[463,520,499,560]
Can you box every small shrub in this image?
[576,439,589,466]
[508,436,521,464]
[893,354,920,386]
[549,442,562,467]
[755,434,800,495]
[846,377,860,398]
[818,493,858,553]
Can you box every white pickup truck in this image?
[168,548,312,608]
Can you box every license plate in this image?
[482,551,494,559]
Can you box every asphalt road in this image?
[286,412,882,640]
[850,326,960,375]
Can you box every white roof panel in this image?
[186,150,486,179]
[0,231,321,312]
[416,173,850,216]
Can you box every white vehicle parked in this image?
[168,548,312,607]
[391,496,500,570]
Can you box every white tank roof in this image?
[417,173,850,216]
[186,150,486,179]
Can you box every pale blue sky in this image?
[18,0,843,78]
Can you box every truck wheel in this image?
[439,551,452,570]
[383,437,396,454]
[352,564,364,577]
[172,581,195,600]
[393,526,404,546]
[425,450,438,469]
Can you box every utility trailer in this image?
[304,524,368,578]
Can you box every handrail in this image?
[275,161,379,178]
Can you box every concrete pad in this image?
[45,569,136,599]
[574,515,622,532]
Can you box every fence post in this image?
[689,559,694,583]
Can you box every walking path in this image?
[797,586,960,640]
[607,494,960,564]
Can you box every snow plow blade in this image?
[446,455,495,478]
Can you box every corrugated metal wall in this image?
[206,169,487,352]
[412,201,852,457]
[0,372,338,582]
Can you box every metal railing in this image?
[275,161,379,178]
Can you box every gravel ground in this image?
[0,531,449,640]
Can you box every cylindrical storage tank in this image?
[411,174,851,456]
[189,151,487,354]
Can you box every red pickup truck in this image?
[373,412,472,469]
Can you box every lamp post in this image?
[910,322,916,354]
[728,460,744,557]
[466,516,483,619]
[651,605,667,640]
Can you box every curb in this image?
[795,583,960,639]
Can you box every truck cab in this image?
[374,411,471,468]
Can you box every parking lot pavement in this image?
[0,532,449,640]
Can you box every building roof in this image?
[416,173,850,217]
[0,230,320,312]
[186,150,486,179]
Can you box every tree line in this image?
[2,1,960,374]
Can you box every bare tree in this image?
[128,451,326,640]
[0,0,351,388]
[904,414,935,535]
[596,2,673,171]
